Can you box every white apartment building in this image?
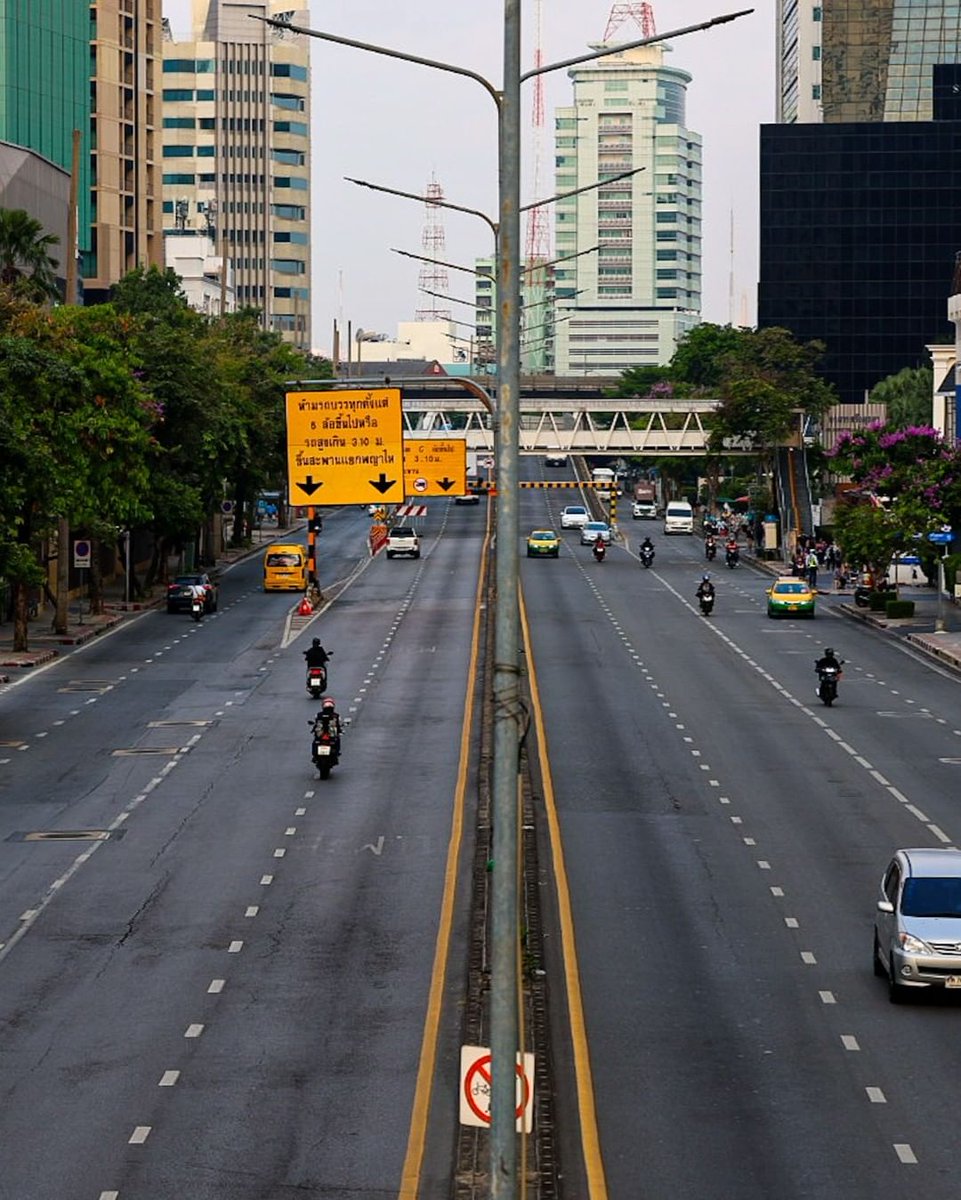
[161,0,310,347]
[552,41,702,377]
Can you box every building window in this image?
[195,58,214,72]
[274,121,308,135]
[272,204,306,220]
[271,63,308,81]
[196,89,215,101]
[274,231,309,244]
[271,258,305,274]
[164,59,197,72]
[812,5,822,18]
[812,84,821,99]
[199,173,216,182]
[273,148,304,165]
[272,93,305,111]
[163,173,195,184]
[163,89,193,101]
[163,117,196,128]
[812,45,821,60]
[162,201,174,213]
[274,176,309,190]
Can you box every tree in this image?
[0,208,61,302]
[868,366,934,430]
[667,323,746,391]
[833,497,903,584]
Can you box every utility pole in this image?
[56,127,82,635]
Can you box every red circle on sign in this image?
[463,1053,530,1124]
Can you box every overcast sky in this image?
[164,1,774,355]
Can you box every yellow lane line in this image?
[519,585,609,1198]
[397,500,491,1198]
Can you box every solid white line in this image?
[273,848,286,858]
[785,917,799,928]
[295,807,306,816]
[245,906,259,917]
[841,1035,860,1051]
[866,1087,886,1103]
[285,826,296,836]
[228,940,243,953]
[129,1126,151,1144]
[757,860,771,870]
[743,836,755,845]
[888,787,910,803]
[894,1144,918,1164]
[208,979,225,993]
[770,886,784,897]
[929,825,952,843]
[184,1023,204,1038]
[260,874,273,885]
[819,990,836,1004]
[801,951,817,964]
[906,804,929,822]
[99,1192,119,1199]
[159,1070,179,1086]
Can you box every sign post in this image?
[459,1045,534,1133]
[73,539,91,619]
[929,527,953,632]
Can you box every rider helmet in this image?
[312,637,321,648]
[702,573,711,582]
[824,648,834,658]
[321,697,336,713]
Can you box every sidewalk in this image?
[0,522,302,676]
[744,548,961,674]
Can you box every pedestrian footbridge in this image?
[402,395,743,457]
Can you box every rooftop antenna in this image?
[603,2,656,41]
[415,175,451,321]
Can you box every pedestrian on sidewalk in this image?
[806,548,819,590]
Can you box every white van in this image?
[663,500,694,535]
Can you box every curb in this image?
[0,648,58,669]
[906,633,961,673]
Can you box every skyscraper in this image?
[776,0,961,124]
[162,1,310,346]
[551,40,701,376]
[0,0,163,298]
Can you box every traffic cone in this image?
[297,597,313,616]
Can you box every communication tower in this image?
[415,175,451,321]
[603,2,656,41]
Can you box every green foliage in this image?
[885,599,915,619]
[0,207,61,302]
[868,366,934,430]
[668,323,745,390]
[833,499,902,582]
[943,552,961,592]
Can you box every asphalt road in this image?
[520,474,961,1199]
[0,503,485,1199]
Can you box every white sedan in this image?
[580,521,612,545]
[560,505,589,529]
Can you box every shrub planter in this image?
[885,599,915,619]
[868,590,896,611]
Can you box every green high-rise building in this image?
[0,0,91,248]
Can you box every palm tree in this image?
[0,208,61,302]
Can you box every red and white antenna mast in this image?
[524,0,550,270]
[415,174,451,321]
[603,2,656,41]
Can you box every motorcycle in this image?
[725,546,740,569]
[816,662,844,706]
[309,715,343,780]
[639,547,655,569]
[697,588,715,616]
[190,596,204,622]
[306,664,328,700]
[592,540,607,563]
[705,540,717,562]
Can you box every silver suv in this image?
[874,847,961,1003]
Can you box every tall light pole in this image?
[260,7,752,1194]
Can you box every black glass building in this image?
[758,117,961,404]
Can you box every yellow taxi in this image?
[526,530,560,558]
[766,575,816,618]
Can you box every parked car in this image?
[580,522,612,546]
[167,572,218,614]
[544,452,568,467]
[874,848,961,1002]
[560,505,589,529]
[526,530,560,558]
[454,493,481,505]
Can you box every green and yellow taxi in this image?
[766,575,816,618]
[526,529,560,558]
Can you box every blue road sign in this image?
[928,531,953,544]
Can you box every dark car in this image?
[166,572,219,614]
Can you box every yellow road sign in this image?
[403,437,467,496]
[285,388,404,506]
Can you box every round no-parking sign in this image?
[73,539,91,569]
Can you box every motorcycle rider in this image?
[303,637,329,669]
[592,539,607,561]
[705,533,717,560]
[815,646,842,673]
[696,572,715,604]
[312,696,343,745]
[725,534,739,565]
[639,535,654,555]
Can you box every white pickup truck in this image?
[385,527,420,559]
